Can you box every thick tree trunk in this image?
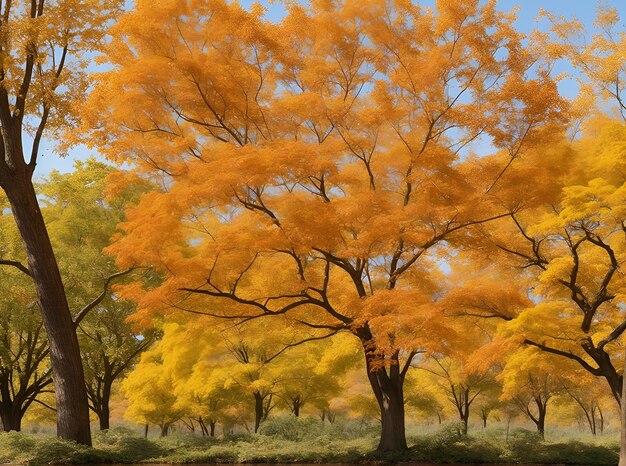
[363,351,408,452]
[209,419,216,437]
[3,176,91,446]
[0,406,22,432]
[160,424,169,437]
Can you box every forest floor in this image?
[0,420,619,465]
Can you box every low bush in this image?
[0,423,619,464]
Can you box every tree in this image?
[0,0,121,445]
[274,334,360,418]
[87,0,567,452]
[419,355,497,435]
[40,159,153,431]
[0,277,52,432]
[122,342,187,437]
[500,348,567,440]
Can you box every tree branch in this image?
[73,268,135,326]
[0,259,31,276]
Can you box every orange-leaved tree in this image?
[84,0,567,452]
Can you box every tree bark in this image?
[362,348,408,452]
[531,398,547,440]
[0,406,22,432]
[619,350,626,466]
[3,175,91,446]
[253,391,263,433]
[292,395,301,417]
[96,375,112,430]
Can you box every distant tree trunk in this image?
[144,424,149,438]
[160,423,169,437]
[253,391,263,433]
[452,385,471,435]
[481,408,488,428]
[2,173,91,446]
[527,397,548,440]
[619,350,626,466]
[598,406,604,434]
[357,324,410,453]
[98,405,110,431]
[98,378,112,430]
[291,395,302,417]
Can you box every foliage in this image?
[0,428,619,465]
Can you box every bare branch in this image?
[73,268,135,326]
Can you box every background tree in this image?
[86,0,567,452]
[40,159,152,431]
[0,0,122,445]
[122,343,187,437]
[500,348,568,440]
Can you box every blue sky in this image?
[34,0,626,177]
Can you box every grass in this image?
[0,418,619,465]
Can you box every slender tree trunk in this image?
[143,424,149,439]
[599,406,604,434]
[292,395,301,417]
[98,407,110,430]
[461,410,469,435]
[531,398,547,440]
[619,350,626,466]
[253,391,263,433]
[98,379,112,430]
[3,175,91,446]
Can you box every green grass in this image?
[0,419,619,465]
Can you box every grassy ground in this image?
[0,417,619,465]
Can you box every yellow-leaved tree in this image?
[84,0,568,452]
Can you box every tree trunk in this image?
[599,406,604,434]
[209,419,216,437]
[98,380,111,430]
[619,350,626,466]
[144,424,149,439]
[461,410,469,435]
[3,176,91,446]
[253,391,263,433]
[98,407,110,431]
[292,395,301,417]
[531,398,547,440]
[0,406,22,432]
[160,424,169,437]
[363,350,408,452]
